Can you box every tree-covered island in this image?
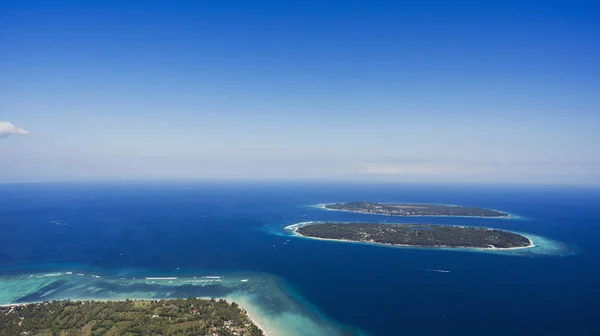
[324,201,508,217]
[0,298,263,336]
[295,223,532,249]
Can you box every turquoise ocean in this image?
[0,182,598,335]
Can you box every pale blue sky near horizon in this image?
[1,0,599,183]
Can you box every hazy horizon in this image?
[2,1,599,184]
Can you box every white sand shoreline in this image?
[0,297,269,334]
[287,222,536,251]
[313,203,519,219]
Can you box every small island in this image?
[0,298,263,336]
[295,223,532,249]
[324,201,509,217]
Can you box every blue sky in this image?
[1,0,599,183]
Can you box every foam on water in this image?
[480,231,570,257]
[282,221,569,257]
[0,271,365,336]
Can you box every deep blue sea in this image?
[1,182,599,335]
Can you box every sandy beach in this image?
[288,222,536,251]
[0,297,270,335]
[314,203,518,219]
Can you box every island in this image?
[324,201,508,217]
[0,298,263,336]
[294,223,532,249]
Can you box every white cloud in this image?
[0,122,29,138]
[348,160,600,184]
[354,161,493,175]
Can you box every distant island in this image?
[323,201,509,217]
[0,298,263,336]
[294,223,532,249]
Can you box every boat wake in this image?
[421,269,451,273]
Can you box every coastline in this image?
[0,297,268,334]
[224,296,271,335]
[313,203,518,219]
[286,222,536,251]
[0,271,364,336]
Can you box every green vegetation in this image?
[325,201,508,217]
[296,223,531,249]
[0,298,263,336]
